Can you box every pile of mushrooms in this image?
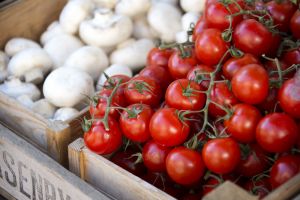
[0,0,205,121]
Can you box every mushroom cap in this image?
[133,16,158,39]
[44,34,83,68]
[53,107,79,121]
[181,12,200,31]
[7,48,52,77]
[110,39,155,71]
[43,67,94,107]
[64,46,109,81]
[79,9,133,47]
[59,0,94,34]
[115,0,151,18]
[97,64,133,90]
[151,0,178,5]
[147,3,182,43]
[180,0,205,13]
[40,21,67,45]
[91,0,117,9]
[5,38,41,57]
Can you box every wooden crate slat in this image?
[0,123,112,200]
[68,138,176,200]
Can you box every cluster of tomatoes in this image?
[83,0,300,199]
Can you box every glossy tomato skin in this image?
[282,48,300,66]
[202,138,241,174]
[120,104,153,143]
[168,49,198,79]
[195,28,229,66]
[233,19,273,57]
[103,74,131,89]
[256,113,299,153]
[187,64,215,89]
[270,155,300,189]
[166,147,205,185]
[142,140,171,172]
[222,53,260,80]
[147,47,173,68]
[258,87,279,113]
[279,77,300,119]
[124,76,162,107]
[150,108,190,147]
[84,118,122,155]
[237,144,269,177]
[266,0,297,32]
[89,89,127,119]
[139,65,173,91]
[111,149,147,177]
[208,82,239,118]
[231,64,269,104]
[205,1,243,31]
[224,104,261,143]
[290,10,300,39]
[193,15,209,41]
[165,79,206,111]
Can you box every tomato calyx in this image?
[130,80,154,94]
[126,105,143,119]
[81,116,93,132]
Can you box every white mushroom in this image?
[7,48,53,84]
[44,34,83,68]
[115,0,151,18]
[5,38,41,57]
[31,99,57,119]
[0,51,9,83]
[91,0,117,9]
[16,95,35,109]
[110,39,155,71]
[180,0,206,13]
[0,78,41,100]
[40,21,67,45]
[176,31,188,43]
[96,64,133,90]
[148,3,182,43]
[43,67,94,107]
[64,46,109,81]
[59,0,95,34]
[116,38,136,49]
[151,0,178,6]
[53,107,79,121]
[79,8,133,48]
[182,12,200,31]
[133,16,158,39]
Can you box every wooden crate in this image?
[0,0,88,166]
[69,138,300,200]
[0,123,113,200]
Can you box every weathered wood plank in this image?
[0,123,112,200]
[68,138,176,200]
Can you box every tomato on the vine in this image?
[150,108,190,147]
[147,47,173,69]
[166,147,205,185]
[187,64,216,89]
[165,79,206,110]
[193,15,209,41]
[290,10,300,39]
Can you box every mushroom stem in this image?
[24,68,44,84]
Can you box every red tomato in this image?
[84,118,122,155]
[147,47,173,68]
[256,113,299,153]
[231,64,269,104]
[243,177,271,198]
[168,49,198,79]
[208,82,239,118]
[205,1,243,31]
[270,155,300,189]
[111,149,147,177]
[237,144,269,177]
[290,10,300,39]
[89,89,127,119]
[142,140,171,172]
[266,0,297,32]
[224,104,261,143]
[103,74,131,90]
[233,19,273,57]
[165,79,206,110]
[202,138,241,174]
[203,174,238,196]
[222,53,260,80]
[258,87,279,113]
[282,48,300,66]
[166,147,205,185]
[124,76,162,107]
[187,64,215,89]
[139,65,173,91]
[193,15,209,41]
[150,108,190,147]
[195,28,229,66]
[278,75,300,118]
[120,104,153,142]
